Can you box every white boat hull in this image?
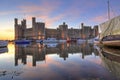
[58,40,66,43]
[44,43,58,48]
[77,39,86,43]
[43,38,58,43]
[43,40,58,43]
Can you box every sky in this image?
[0,0,120,40]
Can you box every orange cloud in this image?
[0,11,18,16]
[92,15,107,23]
[17,1,63,28]
[91,10,117,24]
[39,14,65,28]
[19,1,61,14]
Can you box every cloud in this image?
[91,10,117,24]
[23,13,64,28]
[16,0,64,28]
[19,0,61,15]
[0,0,106,28]
[92,15,107,23]
[0,11,19,16]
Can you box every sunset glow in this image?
[0,0,120,40]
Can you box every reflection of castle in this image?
[15,44,46,66]
[15,43,98,66]
[15,17,99,40]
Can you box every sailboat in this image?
[100,0,120,47]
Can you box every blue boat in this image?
[15,39,31,44]
[0,40,8,48]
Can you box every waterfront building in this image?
[14,17,99,40]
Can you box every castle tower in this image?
[59,22,68,40]
[32,17,36,27]
[81,23,84,39]
[32,17,36,39]
[14,18,18,40]
[15,18,18,26]
[21,19,27,38]
[23,19,26,29]
[81,23,84,29]
[93,25,99,37]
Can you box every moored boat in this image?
[44,43,58,48]
[43,38,58,43]
[87,38,94,44]
[36,39,43,43]
[0,40,8,48]
[77,39,86,43]
[15,39,31,44]
[102,35,120,46]
[100,15,120,47]
[58,40,66,43]
[100,1,120,47]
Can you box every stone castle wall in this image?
[15,17,98,40]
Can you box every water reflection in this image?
[15,43,97,66]
[0,43,119,80]
[15,43,45,66]
[95,46,120,80]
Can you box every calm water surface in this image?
[0,42,119,80]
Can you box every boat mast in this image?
[108,0,110,20]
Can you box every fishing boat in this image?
[100,1,120,47]
[0,40,8,48]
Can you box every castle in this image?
[14,17,99,40]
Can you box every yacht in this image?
[100,1,120,47]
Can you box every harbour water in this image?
[0,42,119,80]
